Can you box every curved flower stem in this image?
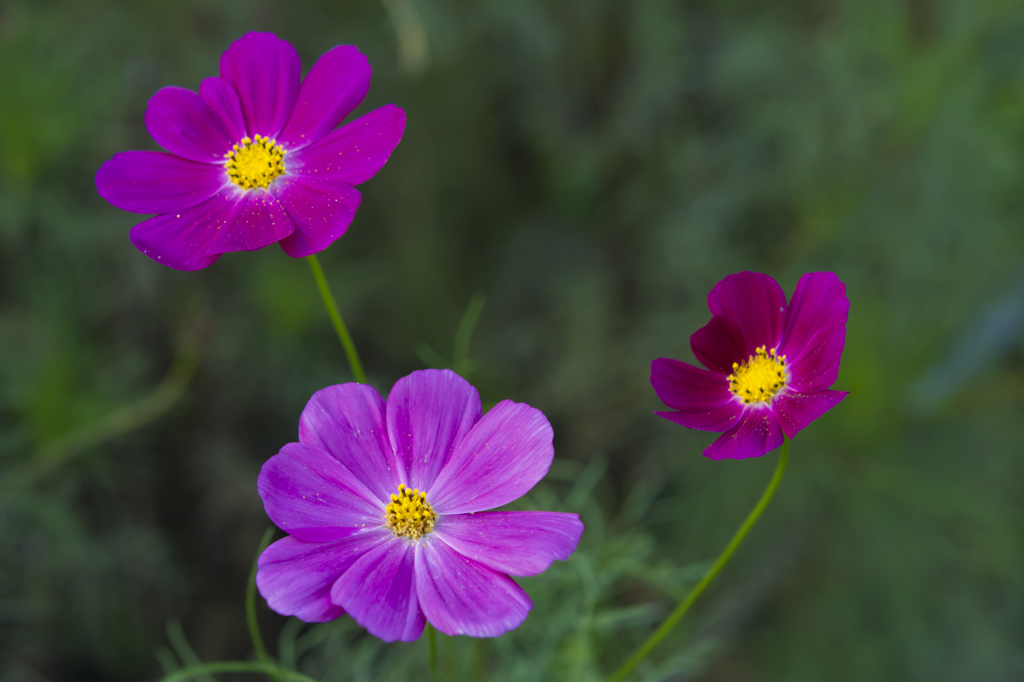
[306,254,367,383]
[247,527,279,681]
[427,623,441,681]
[159,661,318,682]
[605,436,790,682]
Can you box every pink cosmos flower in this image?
[651,271,848,460]
[95,32,405,270]
[256,369,584,641]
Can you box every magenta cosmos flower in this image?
[256,369,584,641]
[95,32,405,270]
[651,271,848,460]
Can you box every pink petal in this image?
[256,531,390,623]
[257,442,385,542]
[277,45,372,150]
[689,315,748,374]
[655,402,743,432]
[128,188,294,271]
[650,357,733,411]
[219,32,301,138]
[288,105,406,185]
[145,86,237,163]
[415,539,533,637]
[435,511,582,576]
[298,384,403,505]
[785,317,846,392]
[779,272,849,362]
[703,406,784,460]
[707,271,787,354]
[772,390,847,438]
[330,539,424,642]
[428,400,553,515]
[271,176,361,258]
[386,369,481,494]
[199,76,247,142]
[95,151,226,214]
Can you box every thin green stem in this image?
[248,527,279,681]
[306,254,367,383]
[605,436,790,682]
[159,661,318,682]
[427,623,441,681]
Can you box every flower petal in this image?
[785,317,846,392]
[145,86,237,163]
[256,531,390,623]
[415,538,533,637]
[129,188,295,270]
[689,315,748,374]
[270,176,361,258]
[655,402,743,432]
[258,442,385,542]
[428,400,553,515]
[707,271,787,354]
[435,511,582,577]
[779,272,849,362]
[702,406,783,460]
[199,76,247,142]
[95,151,226,214]
[771,390,847,438]
[650,358,734,410]
[219,32,301,138]
[277,45,371,150]
[330,539,424,642]
[298,384,402,505]
[386,369,482,494]
[288,104,406,186]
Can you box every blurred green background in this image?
[3,0,1024,680]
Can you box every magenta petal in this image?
[199,77,247,142]
[703,406,783,460]
[772,390,847,438]
[330,539,424,642]
[298,384,402,504]
[271,176,361,258]
[779,272,848,361]
[416,539,532,637]
[256,531,389,623]
[219,32,301,138]
[785,317,846,392]
[650,358,733,410]
[95,151,226,214]
[436,511,582,577]
[278,45,371,150]
[387,369,482,494]
[655,402,743,432]
[257,442,384,542]
[428,400,553,515]
[288,105,407,186]
[707,271,787,353]
[690,315,748,374]
[145,86,236,163]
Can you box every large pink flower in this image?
[651,271,849,459]
[95,32,405,270]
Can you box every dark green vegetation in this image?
[3,0,1024,680]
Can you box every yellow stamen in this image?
[728,345,787,405]
[224,135,286,190]
[384,484,437,541]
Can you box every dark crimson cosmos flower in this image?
[651,271,848,460]
[256,369,584,641]
[95,32,405,270]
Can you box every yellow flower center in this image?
[224,135,286,190]
[385,484,437,541]
[728,345,787,405]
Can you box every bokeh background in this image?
[3,0,1024,680]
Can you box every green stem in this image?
[427,623,441,681]
[605,436,790,682]
[160,661,318,682]
[248,527,279,681]
[306,254,367,383]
